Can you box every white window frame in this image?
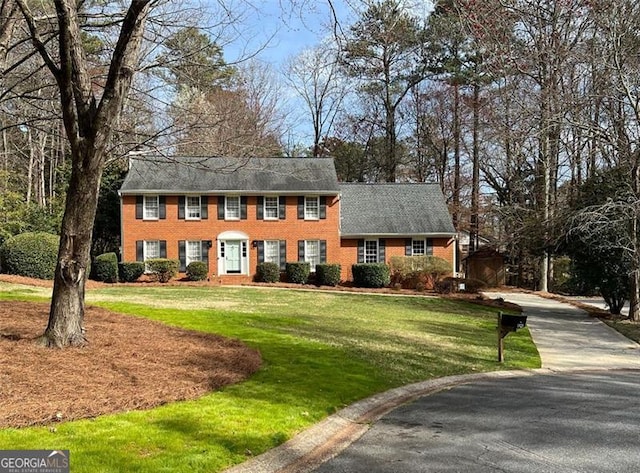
[186,196,201,220]
[364,239,378,263]
[225,195,241,220]
[264,240,280,264]
[412,239,426,256]
[264,196,279,220]
[186,240,202,266]
[143,195,159,220]
[304,196,320,220]
[305,240,321,271]
[143,240,160,272]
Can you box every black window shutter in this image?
[319,196,327,219]
[257,196,264,220]
[427,238,434,256]
[405,239,412,256]
[297,196,304,219]
[298,240,305,262]
[201,241,210,269]
[136,240,144,261]
[257,241,265,263]
[241,196,248,220]
[159,240,167,258]
[217,196,225,219]
[279,196,286,219]
[201,196,208,220]
[279,240,287,270]
[178,196,185,219]
[378,239,386,263]
[357,239,364,263]
[135,196,143,219]
[320,240,327,263]
[159,196,166,219]
[178,241,186,272]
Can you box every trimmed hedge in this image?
[286,262,310,284]
[186,261,208,281]
[118,262,145,282]
[352,263,390,288]
[256,262,280,283]
[315,263,341,287]
[93,252,118,283]
[146,258,179,283]
[0,232,59,280]
[389,255,452,290]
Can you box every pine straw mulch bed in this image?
[0,301,261,429]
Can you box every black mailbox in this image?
[497,312,527,362]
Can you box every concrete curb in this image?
[223,369,561,473]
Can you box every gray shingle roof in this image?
[119,156,340,194]
[340,183,455,236]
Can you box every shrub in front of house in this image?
[0,232,59,280]
[352,263,390,288]
[389,256,451,290]
[186,261,208,281]
[286,262,310,284]
[256,262,280,283]
[118,262,145,282]
[92,252,118,283]
[146,258,179,283]
[315,263,341,286]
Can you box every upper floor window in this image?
[304,196,319,220]
[186,196,201,220]
[365,239,378,263]
[264,196,279,220]
[225,196,241,220]
[143,195,159,220]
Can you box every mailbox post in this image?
[497,311,527,362]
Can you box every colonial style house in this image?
[119,156,456,283]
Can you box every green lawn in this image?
[0,284,540,472]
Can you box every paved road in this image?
[312,370,640,473]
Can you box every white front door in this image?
[225,240,242,273]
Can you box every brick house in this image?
[119,156,456,283]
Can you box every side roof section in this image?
[339,183,456,237]
[119,156,340,194]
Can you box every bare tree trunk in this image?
[452,82,460,230]
[470,82,480,253]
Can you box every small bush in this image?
[186,261,208,281]
[352,263,390,288]
[286,262,310,284]
[315,263,341,286]
[92,252,118,283]
[389,256,452,290]
[0,232,59,280]
[256,262,280,283]
[118,262,145,282]
[146,258,179,283]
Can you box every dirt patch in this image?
[0,301,261,428]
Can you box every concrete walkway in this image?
[224,292,640,473]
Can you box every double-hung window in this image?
[304,196,319,220]
[412,238,433,256]
[186,240,202,266]
[305,240,320,271]
[143,240,160,271]
[264,196,279,220]
[143,195,159,220]
[264,240,280,264]
[364,240,378,263]
[186,196,201,220]
[225,196,240,220]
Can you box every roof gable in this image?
[120,156,340,194]
[339,183,455,236]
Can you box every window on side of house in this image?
[143,195,159,220]
[364,239,378,263]
[186,240,202,266]
[412,239,425,256]
[264,240,280,264]
[186,196,201,220]
[225,195,240,220]
[305,240,320,271]
[264,196,279,220]
[304,196,319,220]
